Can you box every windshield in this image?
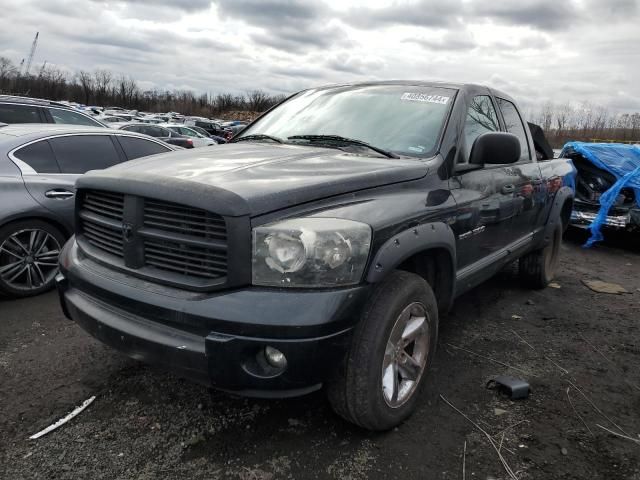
[237,84,455,157]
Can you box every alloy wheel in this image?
[0,229,61,292]
[381,302,431,408]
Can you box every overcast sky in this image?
[0,0,638,113]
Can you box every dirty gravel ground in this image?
[1,231,639,480]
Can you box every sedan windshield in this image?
[236,84,455,158]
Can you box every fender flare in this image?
[366,222,456,284]
[543,186,574,242]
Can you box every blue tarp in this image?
[561,142,640,247]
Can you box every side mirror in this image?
[469,132,521,165]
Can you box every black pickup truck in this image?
[57,81,575,430]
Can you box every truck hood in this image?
[77,143,429,216]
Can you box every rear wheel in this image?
[0,220,65,298]
[327,270,438,430]
[519,221,562,289]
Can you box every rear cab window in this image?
[496,98,531,162]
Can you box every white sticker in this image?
[401,93,450,104]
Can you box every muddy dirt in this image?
[1,231,639,479]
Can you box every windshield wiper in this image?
[233,134,284,144]
[287,135,399,159]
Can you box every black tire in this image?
[519,221,562,289]
[327,270,438,431]
[0,219,66,298]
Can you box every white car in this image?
[161,124,216,148]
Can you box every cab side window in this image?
[496,98,531,162]
[462,95,500,162]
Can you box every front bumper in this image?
[57,239,371,397]
[570,200,640,230]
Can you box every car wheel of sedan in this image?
[0,220,65,298]
[519,220,562,289]
[327,270,438,431]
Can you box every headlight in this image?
[252,218,371,287]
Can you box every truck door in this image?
[449,95,522,278]
[495,97,547,241]
[18,134,124,231]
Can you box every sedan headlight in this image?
[252,218,372,287]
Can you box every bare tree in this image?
[93,69,113,105]
[77,70,94,105]
[246,90,271,112]
[117,75,138,107]
[0,56,17,92]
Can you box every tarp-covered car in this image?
[561,142,640,246]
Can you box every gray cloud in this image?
[90,0,213,15]
[347,0,463,29]
[250,23,347,53]
[216,0,348,54]
[117,0,212,11]
[470,0,577,31]
[215,0,325,27]
[487,34,552,52]
[325,54,384,75]
[0,0,638,113]
[404,31,477,51]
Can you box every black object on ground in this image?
[487,375,531,400]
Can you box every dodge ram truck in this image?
[57,82,576,430]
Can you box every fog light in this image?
[264,346,287,369]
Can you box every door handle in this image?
[45,189,75,199]
[501,184,515,194]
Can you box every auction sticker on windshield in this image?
[400,93,450,104]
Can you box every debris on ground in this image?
[548,282,561,289]
[511,314,522,320]
[29,396,96,440]
[582,280,628,294]
[487,376,530,400]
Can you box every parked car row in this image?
[111,123,212,148]
[0,95,250,142]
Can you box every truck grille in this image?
[78,190,228,285]
[80,191,125,257]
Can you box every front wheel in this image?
[327,270,438,431]
[519,221,562,289]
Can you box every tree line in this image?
[1,56,639,146]
[526,101,640,148]
[0,56,286,117]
